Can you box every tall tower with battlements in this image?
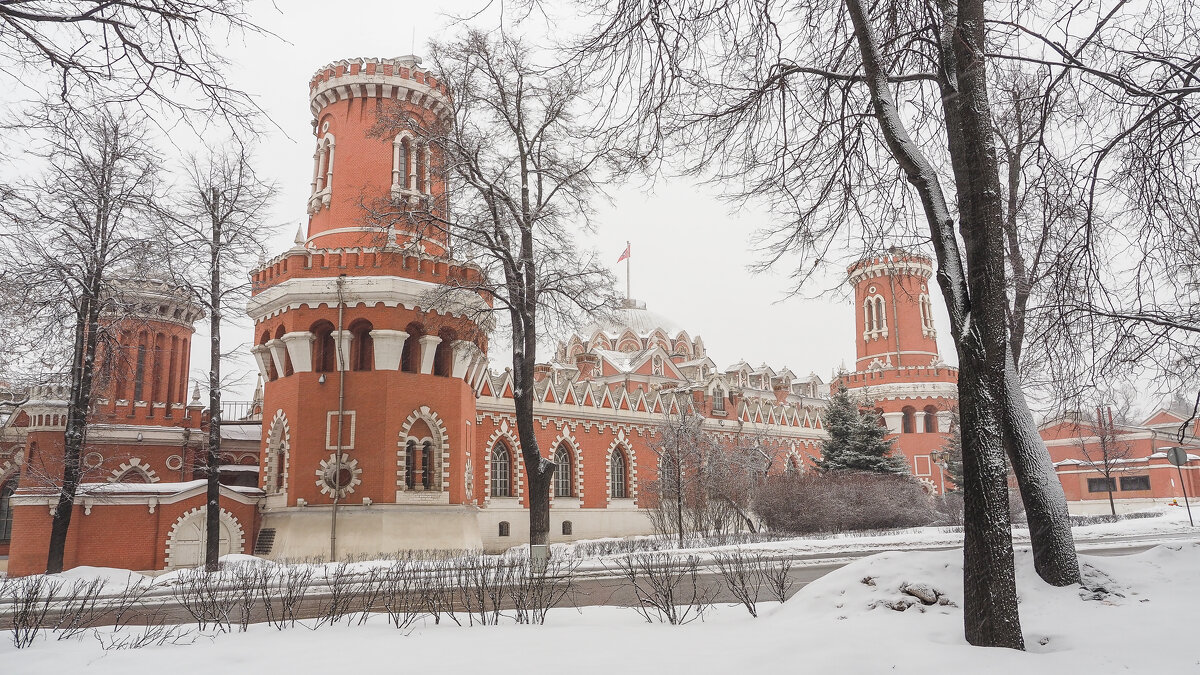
[840,250,960,493]
[247,57,492,559]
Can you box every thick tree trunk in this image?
[1001,365,1081,585]
[47,293,103,574]
[844,0,1024,649]
[205,203,222,572]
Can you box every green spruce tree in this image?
[940,408,965,492]
[817,384,906,474]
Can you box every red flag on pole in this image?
[617,243,631,263]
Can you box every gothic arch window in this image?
[311,321,336,373]
[312,133,335,194]
[498,521,511,537]
[875,296,887,329]
[0,478,15,543]
[902,406,917,434]
[349,319,374,371]
[553,444,574,498]
[923,406,938,433]
[491,442,512,498]
[864,298,875,333]
[404,440,417,489]
[393,133,414,190]
[266,414,290,494]
[610,448,629,499]
[115,467,151,483]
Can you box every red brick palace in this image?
[1,56,1196,575]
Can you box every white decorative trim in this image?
[483,421,524,504]
[316,454,363,498]
[247,276,489,323]
[397,406,450,495]
[604,430,638,503]
[548,430,585,501]
[108,458,160,484]
[325,410,356,450]
[265,410,291,494]
[84,452,104,469]
[164,506,246,570]
[166,454,184,471]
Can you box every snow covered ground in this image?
[4,539,1199,674]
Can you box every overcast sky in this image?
[16,0,957,401]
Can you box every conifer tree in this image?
[940,409,965,492]
[817,385,906,474]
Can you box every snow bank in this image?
[4,543,1199,674]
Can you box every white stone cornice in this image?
[247,275,487,323]
[418,335,442,374]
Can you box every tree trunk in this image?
[47,292,103,574]
[1001,365,1081,585]
[944,0,1026,648]
[512,309,553,547]
[844,0,1024,649]
[1108,484,1117,516]
[205,198,222,572]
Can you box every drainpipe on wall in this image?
[330,274,347,562]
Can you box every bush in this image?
[753,472,937,534]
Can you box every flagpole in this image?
[626,240,631,300]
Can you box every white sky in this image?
[204,0,958,399]
[3,0,956,401]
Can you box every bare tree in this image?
[369,30,618,547]
[0,1,268,128]
[0,106,163,573]
[1074,407,1134,517]
[164,145,275,571]
[648,411,712,547]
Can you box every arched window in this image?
[0,478,15,543]
[405,440,417,490]
[553,445,573,497]
[923,406,938,433]
[422,441,434,489]
[902,406,916,434]
[311,321,336,373]
[401,323,424,373]
[610,448,628,499]
[349,320,374,371]
[393,135,412,190]
[312,134,335,193]
[864,299,875,332]
[561,520,573,536]
[498,521,510,537]
[491,442,512,498]
[652,355,664,376]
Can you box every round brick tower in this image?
[248,57,491,560]
[840,250,959,492]
[305,56,451,254]
[93,278,205,426]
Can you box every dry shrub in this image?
[754,472,936,534]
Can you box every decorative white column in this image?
[370,330,409,371]
[418,335,442,374]
[250,345,272,380]
[936,410,953,434]
[281,332,315,373]
[331,330,353,371]
[266,339,289,376]
[882,411,903,434]
[451,340,477,379]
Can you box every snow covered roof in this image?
[221,424,261,441]
[578,298,686,339]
